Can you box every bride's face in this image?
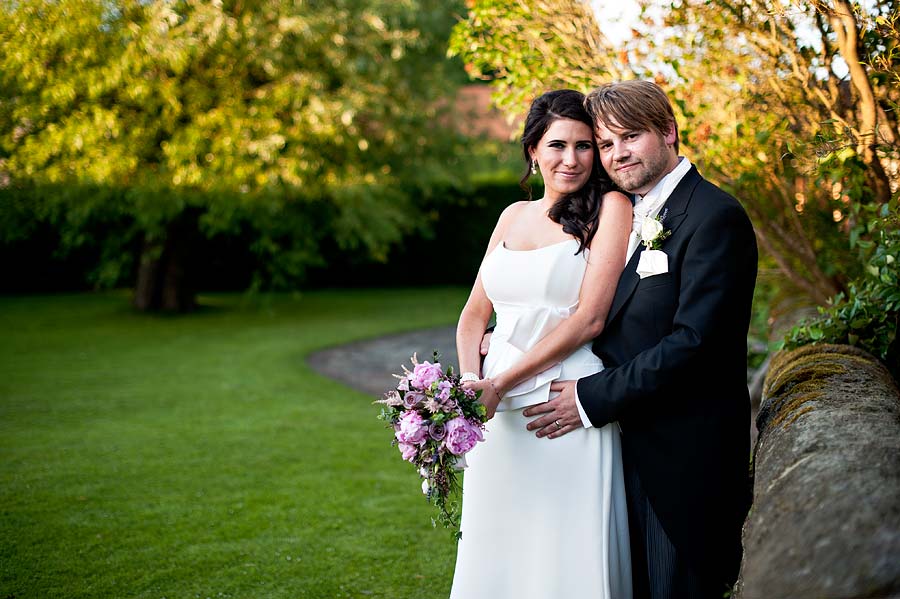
[530,118,594,201]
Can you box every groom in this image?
[523,80,757,597]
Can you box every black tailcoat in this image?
[577,166,757,588]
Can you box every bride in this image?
[450,89,633,598]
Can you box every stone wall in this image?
[735,344,900,598]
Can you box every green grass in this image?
[0,288,470,599]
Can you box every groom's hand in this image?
[523,380,583,439]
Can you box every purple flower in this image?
[436,380,453,401]
[397,377,410,392]
[402,391,426,409]
[410,361,443,390]
[395,410,429,445]
[398,442,417,462]
[464,388,476,399]
[443,417,483,456]
[440,395,459,411]
[429,422,447,441]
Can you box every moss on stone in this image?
[769,378,825,429]
[740,342,900,599]
[758,343,899,438]
[834,353,877,368]
[771,389,823,428]
[765,353,846,399]
[784,405,816,427]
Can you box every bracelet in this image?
[460,372,479,383]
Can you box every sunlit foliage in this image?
[0,0,469,307]
[451,0,899,305]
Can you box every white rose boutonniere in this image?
[639,214,672,250]
[636,211,672,279]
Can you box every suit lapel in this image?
[605,244,642,326]
[655,167,700,239]
[604,167,703,326]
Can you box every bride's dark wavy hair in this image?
[519,89,618,254]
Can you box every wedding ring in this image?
[555,420,562,430]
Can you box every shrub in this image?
[784,207,900,381]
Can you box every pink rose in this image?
[443,417,483,455]
[395,410,428,445]
[397,377,410,392]
[410,361,443,390]
[398,442,418,462]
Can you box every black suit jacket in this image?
[577,166,757,586]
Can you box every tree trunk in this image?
[133,212,198,312]
[828,0,893,205]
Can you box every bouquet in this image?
[376,352,488,539]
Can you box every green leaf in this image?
[849,318,869,329]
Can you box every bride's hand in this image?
[464,379,502,420]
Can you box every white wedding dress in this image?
[450,238,631,599]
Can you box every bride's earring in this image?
[531,159,538,175]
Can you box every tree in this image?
[450,0,899,305]
[644,0,898,303]
[0,0,468,310]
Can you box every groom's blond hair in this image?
[584,80,679,152]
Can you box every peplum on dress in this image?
[449,238,631,599]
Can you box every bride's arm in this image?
[487,191,632,398]
[456,274,493,381]
[456,203,522,386]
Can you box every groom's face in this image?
[594,119,678,196]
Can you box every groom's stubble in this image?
[599,126,678,197]
[612,140,671,195]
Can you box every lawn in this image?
[0,288,470,599]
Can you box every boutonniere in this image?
[639,210,671,250]
[636,208,670,279]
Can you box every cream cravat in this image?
[626,197,652,262]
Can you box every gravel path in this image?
[307,325,458,397]
[308,325,760,443]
